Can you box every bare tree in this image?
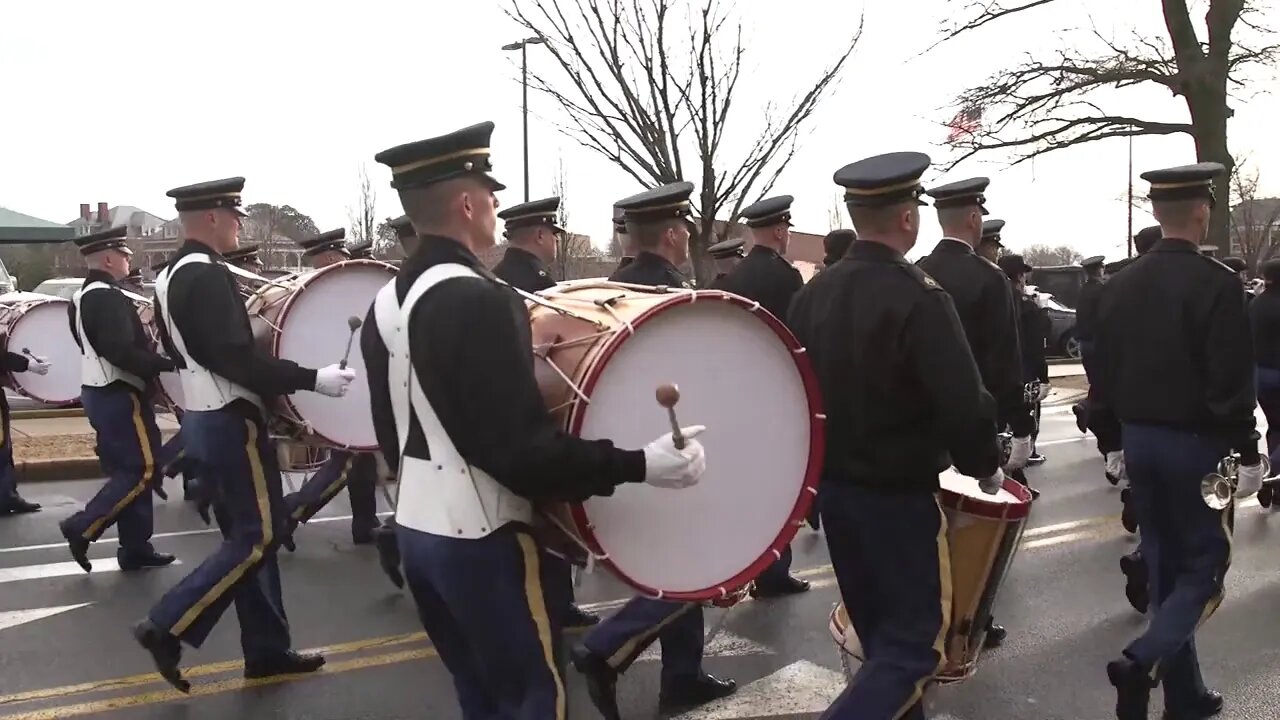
[936,0,1279,248]
[548,159,604,279]
[828,190,847,231]
[506,0,860,284]
[348,163,378,249]
[1022,243,1084,267]
[243,203,320,268]
[1230,162,1280,269]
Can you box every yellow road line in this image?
[0,648,438,720]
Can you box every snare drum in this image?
[528,280,824,603]
[828,469,1033,684]
[0,294,82,405]
[244,259,396,450]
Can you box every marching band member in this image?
[134,177,355,691]
[609,204,635,276]
[821,228,856,271]
[574,182,736,717]
[491,196,600,629]
[789,151,1004,720]
[493,197,558,292]
[1092,162,1255,720]
[0,348,50,516]
[59,226,176,572]
[1070,255,1106,433]
[363,122,707,719]
[348,240,375,260]
[223,243,265,273]
[281,228,380,546]
[707,236,745,284]
[1250,258,1280,469]
[122,267,146,294]
[712,195,809,598]
[998,252,1051,465]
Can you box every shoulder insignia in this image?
[978,255,1001,270]
[681,280,693,289]
[1199,255,1233,273]
[921,273,941,290]
[538,270,548,277]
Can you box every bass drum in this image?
[245,259,397,450]
[529,280,825,604]
[0,294,82,405]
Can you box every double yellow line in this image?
[0,519,1124,718]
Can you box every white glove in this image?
[27,357,49,376]
[642,426,707,489]
[1236,462,1264,499]
[314,364,356,397]
[978,468,1005,495]
[1005,436,1032,471]
[1105,451,1127,485]
[1036,383,1051,402]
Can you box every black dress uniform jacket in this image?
[1016,292,1050,384]
[155,239,316,415]
[68,270,175,388]
[1091,239,1259,463]
[1250,286,1280,370]
[712,245,803,323]
[917,239,1029,435]
[360,235,645,498]
[788,241,1002,493]
[608,251,692,288]
[491,247,554,293]
[1075,277,1104,342]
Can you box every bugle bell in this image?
[1200,454,1271,510]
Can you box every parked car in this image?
[1028,287,1079,359]
[32,277,84,300]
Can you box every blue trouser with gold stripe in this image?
[398,524,568,720]
[63,386,159,556]
[285,451,378,531]
[582,597,704,683]
[147,408,290,660]
[1121,424,1230,711]
[820,477,950,720]
[756,545,794,587]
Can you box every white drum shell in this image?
[0,297,82,405]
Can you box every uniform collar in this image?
[748,244,781,260]
[634,250,685,276]
[179,238,224,259]
[504,245,549,271]
[1152,238,1201,254]
[413,234,487,270]
[84,269,117,286]
[936,237,975,254]
[847,240,907,263]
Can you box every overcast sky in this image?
[2,0,1276,261]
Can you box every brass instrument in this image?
[1200,453,1271,510]
[1022,380,1041,406]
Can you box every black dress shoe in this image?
[372,525,403,589]
[1119,552,1149,613]
[1107,657,1152,720]
[751,575,811,598]
[659,673,737,711]
[59,520,92,572]
[133,619,189,693]
[119,551,177,572]
[351,522,377,545]
[1027,453,1047,466]
[562,603,600,629]
[244,651,326,679]
[1120,488,1138,533]
[1072,403,1089,434]
[0,496,41,515]
[984,620,1007,648]
[1163,690,1223,719]
[570,646,621,720]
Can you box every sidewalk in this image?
[11,413,180,483]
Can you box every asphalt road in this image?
[2,405,1279,720]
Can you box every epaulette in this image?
[1199,254,1234,273]
[901,262,944,292]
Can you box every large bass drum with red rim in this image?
[0,292,82,405]
[528,280,825,604]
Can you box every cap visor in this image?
[481,173,507,192]
[232,206,249,218]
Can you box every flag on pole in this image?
[945,105,983,145]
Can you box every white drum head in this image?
[939,468,1023,504]
[574,296,819,597]
[275,262,394,449]
[7,300,81,404]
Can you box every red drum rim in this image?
[939,474,1034,521]
[564,289,826,602]
[5,298,80,406]
[269,259,397,451]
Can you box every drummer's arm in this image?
[178,265,317,396]
[0,352,27,374]
[908,289,1002,478]
[81,290,175,378]
[414,279,646,502]
[360,304,399,474]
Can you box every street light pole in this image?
[502,37,547,203]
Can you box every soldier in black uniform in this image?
[223,244,265,273]
[1250,258,1280,468]
[59,227,176,572]
[574,182,735,717]
[609,204,635,276]
[789,151,1004,720]
[707,236,745,284]
[493,196,560,292]
[1092,162,1258,720]
[491,197,599,630]
[822,228,856,270]
[364,123,708,719]
[122,267,146,293]
[998,253,1051,464]
[281,228,380,546]
[135,177,356,691]
[1070,255,1106,432]
[710,195,810,596]
[0,350,50,515]
[976,218,1004,264]
[348,241,374,260]
[1106,226,1161,276]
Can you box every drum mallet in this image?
[655,383,686,450]
[340,316,363,369]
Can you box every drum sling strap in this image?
[373,263,533,539]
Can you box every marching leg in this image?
[346,454,379,544]
[0,398,39,515]
[752,544,811,598]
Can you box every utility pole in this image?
[1126,135,1134,258]
[502,37,547,202]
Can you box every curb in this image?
[11,407,85,420]
[16,457,101,483]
